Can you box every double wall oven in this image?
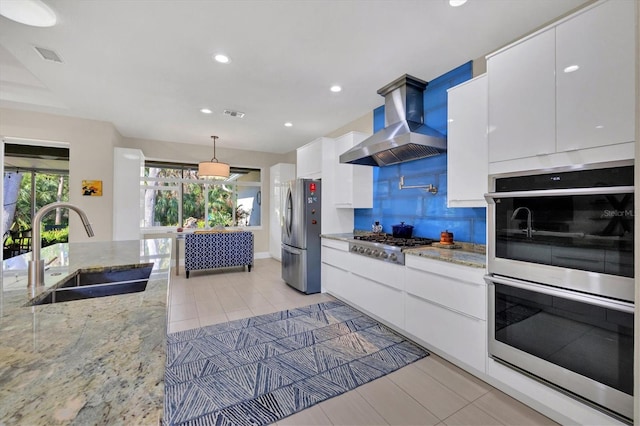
[484,161,634,423]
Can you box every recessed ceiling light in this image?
[0,0,57,27]
[200,108,213,114]
[214,54,230,64]
[595,125,604,129]
[449,0,468,7]
[284,122,293,127]
[330,85,342,93]
[563,65,580,73]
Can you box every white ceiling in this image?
[0,0,589,154]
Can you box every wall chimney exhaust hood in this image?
[340,74,446,167]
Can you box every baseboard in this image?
[254,251,271,259]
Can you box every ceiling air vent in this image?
[34,46,63,63]
[223,109,245,118]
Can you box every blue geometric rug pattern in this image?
[164,300,429,425]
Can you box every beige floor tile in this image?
[319,390,388,425]
[195,298,225,317]
[169,302,199,322]
[225,309,254,321]
[356,376,440,425]
[198,313,229,327]
[473,390,559,426]
[250,305,280,316]
[387,364,469,420]
[276,405,333,425]
[443,404,503,426]
[219,296,249,312]
[240,294,272,308]
[168,318,200,333]
[413,356,492,402]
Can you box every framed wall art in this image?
[82,180,102,196]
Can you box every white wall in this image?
[0,108,119,242]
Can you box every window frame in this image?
[140,161,263,233]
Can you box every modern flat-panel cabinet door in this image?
[555,0,636,152]
[447,74,488,208]
[487,29,556,163]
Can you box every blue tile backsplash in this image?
[354,61,487,244]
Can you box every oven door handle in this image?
[484,185,634,202]
[484,275,635,314]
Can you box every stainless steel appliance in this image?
[349,234,435,265]
[339,74,446,167]
[484,161,634,423]
[281,179,321,294]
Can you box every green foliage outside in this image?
[41,228,69,247]
[149,170,235,227]
[8,172,69,247]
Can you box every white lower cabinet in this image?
[350,272,404,329]
[404,255,487,373]
[321,237,487,373]
[405,293,486,373]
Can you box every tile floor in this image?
[167,258,558,426]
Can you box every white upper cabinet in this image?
[555,0,635,151]
[333,132,373,208]
[296,137,326,179]
[447,74,488,208]
[487,28,556,163]
[486,0,635,173]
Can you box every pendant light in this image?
[198,135,230,179]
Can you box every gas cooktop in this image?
[350,234,435,265]
[353,234,435,248]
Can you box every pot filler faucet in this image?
[511,206,533,238]
[28,202,94,295]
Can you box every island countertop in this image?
[0,238,172,425]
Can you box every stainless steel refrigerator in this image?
[281,178,321,294]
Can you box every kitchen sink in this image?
[26,263,154,306]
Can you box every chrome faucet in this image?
[28,202,94,295]
[511,206,533,238]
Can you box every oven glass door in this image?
[488,276,634,420]
[493,189,634,278]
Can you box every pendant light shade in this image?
[198,135,230,179]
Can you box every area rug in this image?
[164,300,429,425]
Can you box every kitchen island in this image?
[0,238,172,425]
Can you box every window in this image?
[141,162,261,229]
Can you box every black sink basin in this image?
[27,263,153,306]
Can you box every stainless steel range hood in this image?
[340,74,446,167]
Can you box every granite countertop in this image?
[319,233,355,242]
[0,238,172,425]
[404,246,486,269]
[321,233,486,269]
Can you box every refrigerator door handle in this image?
[282,244,302,255]
[285,187,293,238]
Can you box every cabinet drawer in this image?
[321,239,349,251]
[405,268,486,320]
[405,256,486,320]
[321,245,351,271]
[351,273,404,329]
[405,293,486,372]
[350,255,405,291]
[322,262,348,296]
